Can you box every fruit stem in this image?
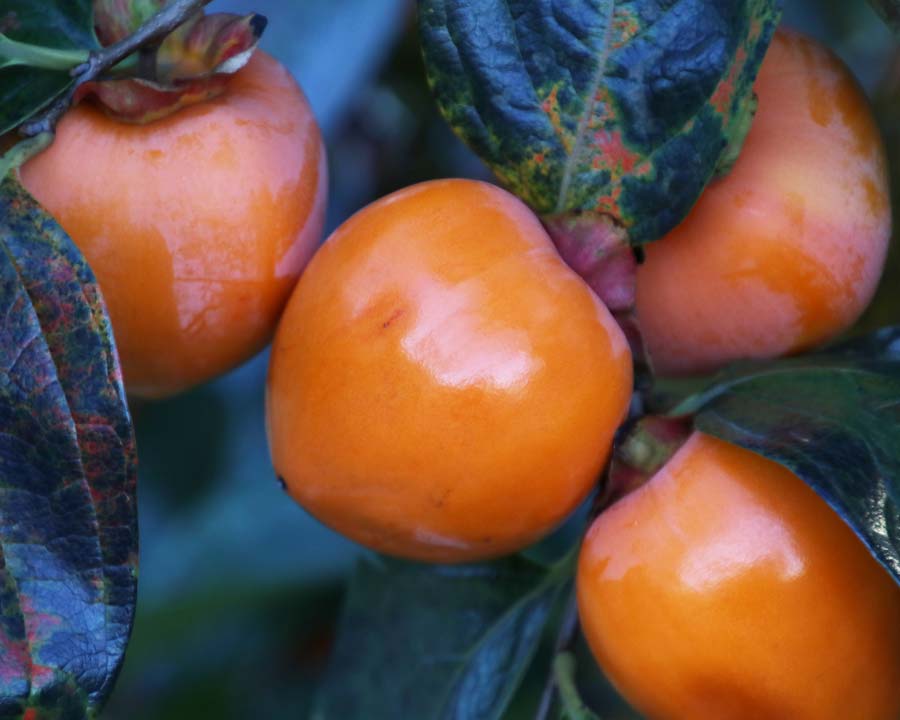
[18,0,213,138]
[541,212,649,368]
[553,653,602,720]
[533,590,580,720]
[601,416,691,507]
[542,213,634,314]
[0,35,90,71]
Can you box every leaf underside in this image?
[0,176,137,719]
[313,555,563,720]
[420,0,782,244]
[0,1,99,135]
[675,327,900,586]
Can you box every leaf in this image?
[312,555,565,720]
[419,0,782,244]
[672,327,900,585]
[868,0,900,33]
[0,176,137,717]
[0,1,99,135]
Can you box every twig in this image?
[534,590,580,720]
[554,653,602,720]
[19,0,212,137]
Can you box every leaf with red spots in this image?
[0,176,137,719]
[419,0,782,244]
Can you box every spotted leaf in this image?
[420,0,782,244]
[0,176,137,719]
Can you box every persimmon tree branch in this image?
[20,0,212,137]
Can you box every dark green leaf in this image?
[419,0,782,244]
[672,327,900,585]
[313,555,565,720]
[0,176,137,717]
[868,0,900,32]
[0,1,99,134]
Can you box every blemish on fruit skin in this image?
[733,191,750,209]
[807,75,833,127]
[381,307,406,329]
[863,176,888,216]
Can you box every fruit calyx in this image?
[85,1,266,123]
[542,211,645,363]
[600,416,691,507]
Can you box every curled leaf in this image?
[89,3,265,124]
[93,0,168,44]
[152,12,267,85]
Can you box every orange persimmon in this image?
[20,51,327,398]
[578,432,900,720]
[267,179,633,562]
[635,28,890,376]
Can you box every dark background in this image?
[101,2,898,718]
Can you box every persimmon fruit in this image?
[577,432,900,720]
[19,51,327,398]
[635,28,891,376]
[266,179,633,562]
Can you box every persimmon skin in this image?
[635,29,890,376]
[19,51,327,398]
[266,179,633,562]
[577,432,900,720]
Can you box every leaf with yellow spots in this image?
[420,0,782,245]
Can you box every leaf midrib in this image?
[554,0,617,214]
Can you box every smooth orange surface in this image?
[578,432,900,720]
[20,51,327,398]
[636,29,890,376]
[267,179,633,562]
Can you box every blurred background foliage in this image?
[101,1,897,718]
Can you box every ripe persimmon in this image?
[577,432,900,720]
[19,51,326,398]
[266,179,632,562]
[635,28,890,376]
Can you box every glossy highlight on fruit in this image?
[267,179,633,562]
[577,432,900,720]
[20,51,327,398]
[636,28,891,376]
